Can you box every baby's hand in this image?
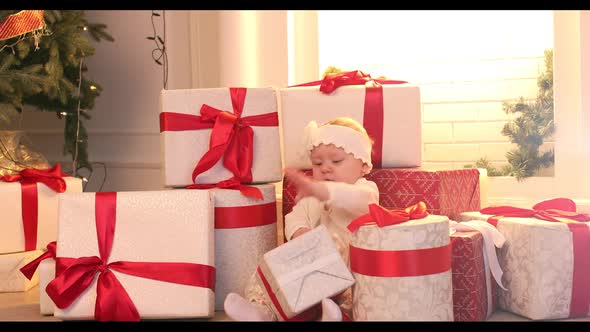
[285,168,329,202]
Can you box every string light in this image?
[89,85,97,90]
[147,10,168,89]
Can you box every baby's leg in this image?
[224,271,276,321]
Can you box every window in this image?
[289,10,590,208]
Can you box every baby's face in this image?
[310,144,367,184]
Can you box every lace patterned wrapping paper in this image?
[351,215,454,321]
[54,190,215,320]
[0,249,43,292]
[460,211,587,320]
[38,258,55,315]
[160,88,282,187]
[211,184,278,310]
[451,230,498,321]
[0,177,82,254]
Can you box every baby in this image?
[224,117,379,321]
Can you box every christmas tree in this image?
[474,49,554,180]
[0,10,113,174]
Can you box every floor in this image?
[1,285,589,322]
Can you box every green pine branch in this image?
[0,10,114,173]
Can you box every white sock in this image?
[320,298,342,322]
[224,292,274,321]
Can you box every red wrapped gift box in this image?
[451,230,498,321]
[282,168,480,222]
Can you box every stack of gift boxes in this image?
[5,70,588,321]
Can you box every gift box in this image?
[160,87,282,187]
[0,249,43,292]
[348,203,453,321]
[49,190,216,321]
[0,174,82,254]
[282,168,482,225]
[256,224,355,321]
[39,258,55,315]
[211,184,278,311]
[451,230,499,321]
[280,71,421,169]
[460,198,590,320]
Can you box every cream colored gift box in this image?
[350,214,454,321]
[460,211,590,320]
[53,190,215,320]
[256,225,355,321]
[39,258,55,315]
[0,249,43,292]
[211,184,278,311]
[279,83,421,169]
[160,88,282,187]
[0,177,82,254]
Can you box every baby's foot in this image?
[224,292,274,321]
[320,298,342,322]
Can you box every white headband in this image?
[299,121,373,173]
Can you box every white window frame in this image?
[288,10,590,210]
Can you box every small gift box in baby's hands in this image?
[255,225,355,321]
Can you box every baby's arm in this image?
[284,197,321,241]
[323,179,379,216]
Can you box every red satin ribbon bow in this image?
[0,164,68,193]
[292,70,408,168]
[480,197,590,318]
[480,197,590,226]
[348,201,429,233]
[45,192,216,321]
[20,241,56,280]
[159,88,278,199]
[0,164,68,251]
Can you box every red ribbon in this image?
[480,198,590,318]
[187,177,263,200]
[20,241,56,280]
[346,201,450,277]
[347,201,428,233]
[0,164,68,251]
[350,244,451,277]
[292,70,408,168]
[159,87,278,196]
[215,202,276,229]
[45,192,216,321]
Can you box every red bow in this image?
[348,201,429,232]
[0,164,69,250]
[159,88,277,199]
[480,197,590,226]
[45,192,216,321]
[20,241,56,280]
[0,164,68,193]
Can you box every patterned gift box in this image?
[49,190,215,321]
[38,258,55,315]
[280,71,421,170]
[460,198,590,320]
[349,203,454,321]
[282,168,482,226]
[0,172,82,254]
[211,184,278,310]
[160,87,282,187]
[451,230,498,321]
[256,225,355,321]
[0,249,43,292]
